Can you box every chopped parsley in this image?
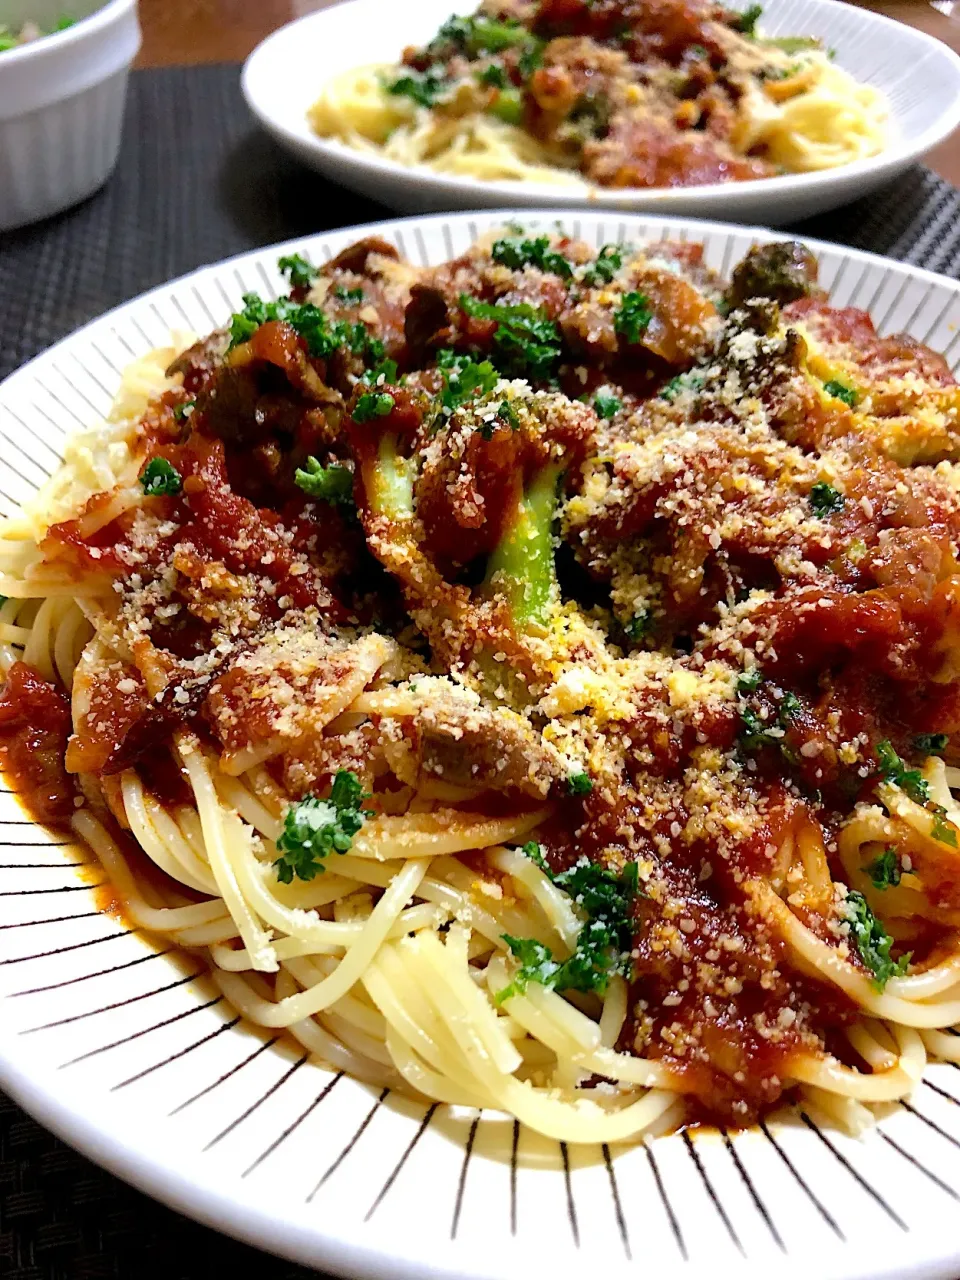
[294,458,354,505]
[497,858,639,1001]
[518,39,545,78]
[361,357,399,386]
[459,294,562,380]
[436,348,500,410]
[844,890,910,990]
[334,285,364,303]
[932,812,959,848]
[581,244,624,287]
[593,392,621,419]
[737,668,762,695]
[626,610,650,642]
[491,234,572,279]
[735,3,763,36]
[139,457,182,497]
[478,62,508,88]
[521,839,547,869]
[823,379,858,407]
[433,13,528,55]
[867,848,901,890]
[740,707,780,750]
[567,771,593,796]
[614,291,653,344]
[227,293,379,361]
[875,740,929,805]
[353,392,395,423]
[779,691,802,722]
[914,733,948,755]
[809,481,845,516]
[278,253,318,289]
[387,68,447,108]
[273,771,371,884]
[659,370,704,401]
[172,399,195,423]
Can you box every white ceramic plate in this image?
[3,211,960,1280]
[241,0,960,226]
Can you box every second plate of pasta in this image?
[242,0,960,224]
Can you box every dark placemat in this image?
[1,61,960,1280]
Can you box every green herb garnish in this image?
[478,62,508,88]
[823,379,858,407]
[353,392,395,423]
[581,244,624,287]
[227,293,378,361]
[436,348,500,410]
[867,848,901,889]
[567,771,593,796]
[278,253,318,289]
[593,392,621,419]
[488,88,523,124]
[491,234,572,279]
[809,481,845,516]
[844,890,910,990]
[614,292,653,344]
[388,68,447,108]
[459,294,562,380]
[274,771,371,884]
[932,812,959,848]
[361,357,399,386]
[876,740,929,805]
[334,285,364,303]
[172,399,195,423]
[294,458,354,504]
[497,859,639,1001]
[735,4,763,36]
[737,668,762,695]
[139,457,182,497]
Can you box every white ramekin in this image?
[0,0,141,231]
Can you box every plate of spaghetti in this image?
[242,0,960,224]
[3,210,960,1278]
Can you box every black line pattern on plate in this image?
[68,349,115,398]
[901,1100,960,1150]
[0,881,104,896]
[204,1051,310,1151]
[0,909,102,932]
[682,1130,744,1255]
[878,1129,959,1199]
[9,946,171,996]
[450,1112,480,1240]
[62,994,224,1068]
[559,1141,580,1247]
[35,378,90,429]
[602,1144,630,1260]
[1,402,67,457]
[242,1071,344,1177]
[88,339,122,375]
[203,1054,308,1157]
[509,1118,519,1236]
[365,1102,438,1221]
[721,1130,784,1252]
[0,861,94,869]
[0,925,138,966]
[799,1113,907,1229]
[113,1014,242,1090]
[645,1141,687,1260]
[923,1078,960,1106]
[0,840,76,847]
[49,364,104,418]
[22,970,201,1033]
[759,1120,843,1239]
[169,1033,281,1115]
[307,1087,390,1202]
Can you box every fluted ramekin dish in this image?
[0,0,141,232]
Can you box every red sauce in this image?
[0,662,76,825]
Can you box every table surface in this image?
[134,0,960,187]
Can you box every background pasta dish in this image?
[1,226,959,1146]
[308,0,888,189]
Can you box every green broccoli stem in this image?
[484,464,561,626]
[366,432,414,520]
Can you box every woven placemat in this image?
[1,62,959,1280]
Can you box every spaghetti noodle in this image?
[2,227,960,1144]
[308,1,888,189]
